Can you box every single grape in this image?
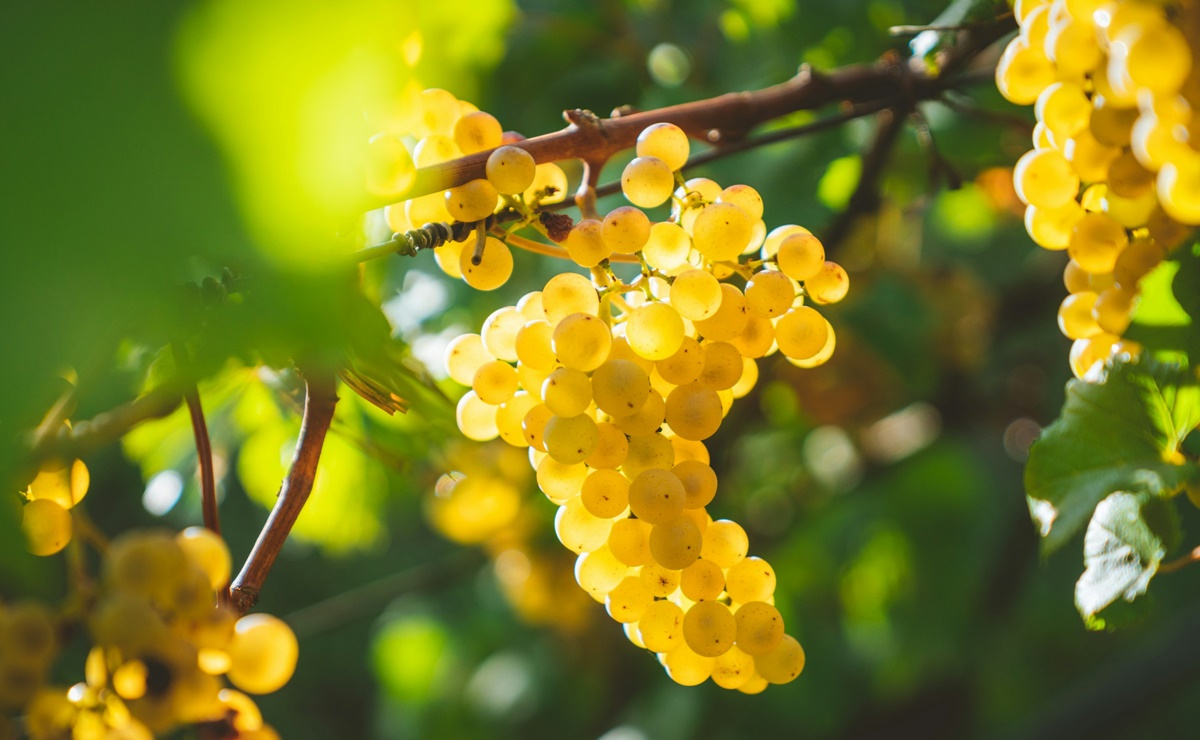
[734,601,785,656]
[628,468,686,525]
[227,614,299,695]
[622,156,675,208]
[459,236,513,291]
[486,146,536,194]
[636,123,690,171]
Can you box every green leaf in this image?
[1126,252,1200,360]
[817,155,862,211]
[1074,491,1165,620]
[1025,358,1200,554]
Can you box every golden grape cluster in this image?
[10,520,294,739]
[997,0,1199,377]
[392,88,850,690]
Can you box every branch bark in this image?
[230,371,339,613]
[183,388,219,535]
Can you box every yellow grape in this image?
[1024,201,1084,250]
[775,306,828,361]
[1068,212,1129,274]
[995,38,1056,105]
[1035,82,1091,143]
[176,527,232,591]
[365,133,415,198]
[591,359,652,417]
[694,284,748,341]
[642,221,692,271]
[606,576,653,623]
[665,382,723,441]
[628,469,686,525]
[1157,152,1200,225]
[701,520,748,568]
[1013,148,1080,209]
[452,111,502,154]
[1112,238,1165,288]
[671,270,723,321]
[745,270,795,318]
[698,342,743,390]
[459,236,513,291]
[416,88,460,137]
[580,469,630,519]
[608,518,653,566]
[649,515,703,570]
[754,634,805,684]
[444,179,499,223]
[1094,287,1136,335]
[761,224,810,260]
[227,615,299,695]
[602,206,652,255]
[565,218,611,268]
[636,122,690,171]
[514,320,557,371]
[472,360,518,405]
[22,499,72,557]
[614,388,665,436]
[544,414,599,465]
[575,546,629,601]
[692,202,753,262]
[657,337,705,385]
[718,184,764,220]
[541,367,592,417]
[682,600,736,657]
[680,558,725,601]
[496,392,539,447]
[672,459,717,509]
[542,272,599,325]
[553,313,612,372]
[734,601,785,656]
[626,302,685,361]
[26,459,89,510]
[486,145,536,194]
[456,391,499,441]
[662,642,715,686]
[622,156,675,208]
[535,456,588,503]
[555,496,614,554]
[638,600,685,652]
[622,433,676,481]
[586,422,630,469]
[725,557,777,604]
[412,134,460,166]
[524,163,569,205]
[712,646,757,690]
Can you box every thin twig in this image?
[1159,545,1200,574]
[230,371,339,614]
[183,389,220,535]
[503,232,640,264]
[30,384,185,465]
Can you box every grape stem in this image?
[1159,545,1200,574]
[230,370,338,614]
[29,382,186,466]
[183,389,220,537]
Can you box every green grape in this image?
[671,269,723,321]
[680,558,725,602]
[544,414,599,465]
[365,133,415,198]
[657,337,705,385]
[614,388,666,436]
[608,518,653,566]
[452,110,502,154]
[1057,292,1101,340]
[486,145,536,194]
[698,342,742,390]
[649,515,702,570]
[734,601,785,656]
[459,236,513,291]
[662,642,715,686]
[605,575,653,623]
[602,206,652,255]
[21,499,71,557]
[995,38,1055,106]
[1013,148,1080,209]
[591,359,652,418]
[775,307,828,361]
[472,360,518,405]
[445,178,499,222]
[726,557,777,604]
[622,433,676,481]
[754,634,805,684]
[711,646,756,690]
[574,546,629,601]
[542,367,592,417]
[636,122,690,171]
[745,270,795,318]
[642,221,692,271]
[496,392,539,447]
[412,133,460,166]
[555,495,614,553]
[640,561,682,597]
[445,333,494,385]
[1094,286,1136,335]
[626,302,686,361]
[586,422,629,469]
[416,88,460,137]
[456,391,499,441]
[628,468,687,525]
[542,272,599,326]
[580,469,630,519]
[692,202,753,262]
[694,284,748,341]
[514,320,557,371]
[701,520,749,569]
[176,527,231,591]
[1024,201,1085,250]
[227,614,299,695]
[638,600,685,652]
[553,313,612,372]
[622,156,675,207]
[665,382,723,441]
[1068,212,1129,274]
[565,218,612,268]
[761,224,810,260]
[536,456,588,503]
[673,459,717,509]
[729,313,774,359]
[682,600,735,657]
[718,184,764,220]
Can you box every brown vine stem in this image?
[230,371,338,614]
[1159,545,1200,574]
[368,16,1013,212]
[183,389,220,535]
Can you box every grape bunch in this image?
[997,0,1199,377]
[19,458,90,557]
[423,106,850,688]
[11,527,293,740]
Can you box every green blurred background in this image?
[5,0,1200,738]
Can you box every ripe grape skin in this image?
[622,156,675,208]
[486,146,536,194]
[636,122,690,171]
[682,600,736,658]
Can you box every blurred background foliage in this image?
[5,0,1200,738]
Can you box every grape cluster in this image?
[437,118,849,689]
[13,528,292,739]
[997,0,1199,377]
[367,87,571,290]
[0,602,58,715]
[20,458,89,557]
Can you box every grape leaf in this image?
[1074,491,1168,620]
[1025,359,1200,555]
